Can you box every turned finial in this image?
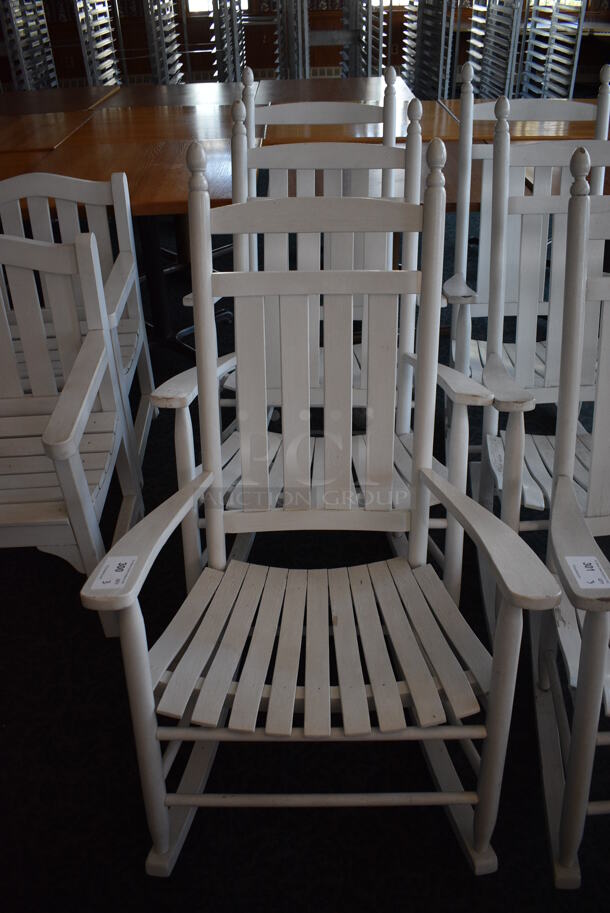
[187,142,208,191]
[600,64,610,86]
[426,137,446,185]
[385,66,396,87]
[241,66,254,88]
[570,147,591,197]
[232,99,247,132]
[407,97,422,126]
[460,61,474,87]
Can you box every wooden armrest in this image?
[550,476,610,611]
[482,354,535,413]
[42,331,108,461]
[404,353,493,405]
[150,355,237,410]
[81,472,214,612]
[442,272,477,304]
[421,468,561,611]
[103,252,136,328]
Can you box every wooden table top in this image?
[0,150,47,180]
[0,85,118,116]
[99,81,255,109]
[0,110,92,152]
[63,104,264,145]
[444,98,601,141]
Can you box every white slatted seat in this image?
[0,172,155,468]
[445,62,610,379]
[530,149,610,888]
[81,139,560,878]
[0,231,143,636]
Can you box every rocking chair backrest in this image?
[187,139,446,571]
[555,150,610,532]
[231,94,423,429]
[454,63,610,320]
[0,231,108,397]
[0,171,139,315]
[242,65,398,146]
[486,97,610,406]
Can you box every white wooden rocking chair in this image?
[0,172,155,470]
[531,147,610,888]
[0,231,143,636]
[473,99,610,634]
[81,139,560,877]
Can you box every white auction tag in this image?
[566,556,610,590]
[91,556,137,590]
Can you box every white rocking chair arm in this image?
[442,272,477,305]
[42,331,108,461]
[482,354,536,413]
[150,355,237,410]
[81,471,214,612]
[403,353,493,406]
[421,467,561,612]
[103,251,137,329]
[550,475,610,612]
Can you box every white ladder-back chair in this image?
[81,140,560,877]
[445,62,610,378]
[0,172,155,469]
[154,107,493,605]
[0,231,143,636]
[532,148,610,889]
[476,100,610,548]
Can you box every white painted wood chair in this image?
[0,231,143,636]
[475,100,610,546]
[445,62,610,379]
[0,172,155,470]
[531,147,610,888]
[81,139,560,877]
[154,106,493,603]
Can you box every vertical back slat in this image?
[514,212,544,388]
[264,168,289,392]
[545,166,571,388]
[85,204,113,282]
[295,169,321,387]
[366,294,398,511]
[235,294,270,511]
[56,199,84,310]
[26,197,54,242]
[279,293,310,509]
[0,283,23,396]
[476,158,493,304]
[45,272,82,380]
[0,200,25,237]
[6,264,56,395]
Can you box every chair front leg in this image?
[473,600,523,854]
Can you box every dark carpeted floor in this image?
[3,217,609,912]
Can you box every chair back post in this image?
[187,142,227,570]
[241,66,258,270]
[482,97,510,444]
[231,100,249,271]
[452,62,475,377]
[591,64,610,195]
[552,148,591,493]
[382,65,397,149]
[396,96,422,436]
[454,62,474,282]
[409,139,446,568]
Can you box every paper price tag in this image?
[566,556,610,590]
[91,556,137,590]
